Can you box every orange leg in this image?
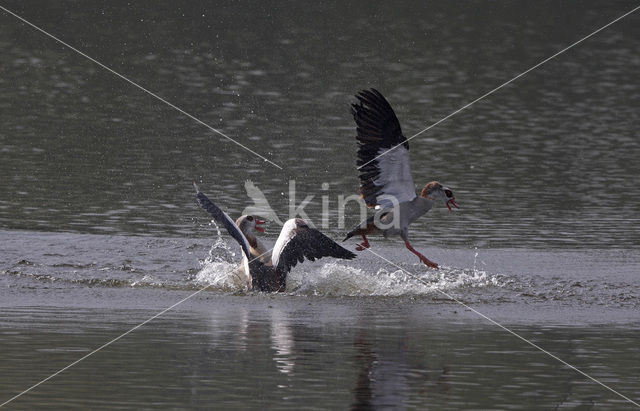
[355,235,370,251]
[404,241,438,269]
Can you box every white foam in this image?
[195,260,248,291]
[195,232,249,291]
[287,262,506,297]
[196,236,508,296]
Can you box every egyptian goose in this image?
[343,89,459,269]
[195,185,356,292]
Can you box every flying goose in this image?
[343,89,459,269]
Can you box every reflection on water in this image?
[270,310,295,374]
[1,304,639,409]
[352,329,410,410]
[351,327,453,410]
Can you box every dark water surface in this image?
[1,0,639,247]
[1,1,640,409]
[1,300,640,410]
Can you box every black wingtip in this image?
[343,226,358,242]
[331,241,357,260]
[355,87,380,98]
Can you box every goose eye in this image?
[444,190,453,198]
[246,216,254,221]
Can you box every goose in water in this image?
[343,89,459,269]
[195,185,356,292]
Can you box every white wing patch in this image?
[373,146,416,208]
[271,219,297,269]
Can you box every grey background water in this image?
[1,1,640,409]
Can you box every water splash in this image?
[286,260,507,297]
[472,247,487,275]
[194,239,509,297]
[204,220,236,264]
[193,219,250,291]
[195,260,248,291]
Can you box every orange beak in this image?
[255,219,266,232]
